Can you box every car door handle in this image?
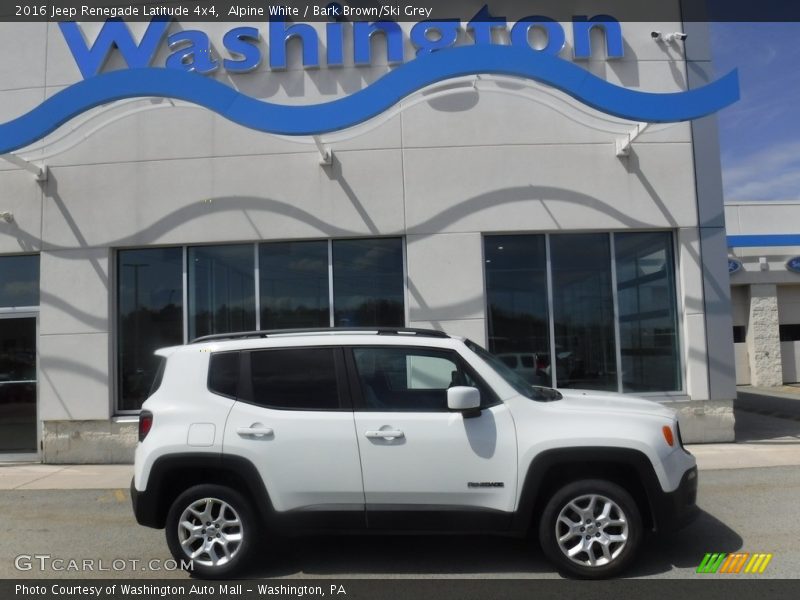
[365,429,405,440]
[236,426,274,438]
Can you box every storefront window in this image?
[332,238,404,327]
[0,255,39,307]
[188,245,256,340]
[260,241,329,329]
[484,232,681,394]
[117,248,183,411]
[0,256,39,452]
[551,234,617,391]
[485,235,552,386]
[615,232,681,392]
[117,238,406,411]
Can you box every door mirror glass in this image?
[447,386,481,412]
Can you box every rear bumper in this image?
[130,477,162,529]
[651,464,699,532]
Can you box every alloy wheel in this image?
[554,493,629,568]
[177,497,244,567]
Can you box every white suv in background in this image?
[131,328,698,579]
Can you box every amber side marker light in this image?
[662,425,675,447]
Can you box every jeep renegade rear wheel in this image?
[165,484,255,579]
[539,479,642,579]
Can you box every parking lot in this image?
[0,466,798,580]
[2,387,799,580]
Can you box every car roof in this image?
[156,328,464,356]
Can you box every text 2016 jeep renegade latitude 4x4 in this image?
[131,328,698,579]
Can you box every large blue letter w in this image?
[59,19,170,79]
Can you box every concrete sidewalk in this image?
[0,463,133,490]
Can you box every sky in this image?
[711,23,800,201]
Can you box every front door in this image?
[0,315,38,458]
[348,346,518,531]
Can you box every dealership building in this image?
[0,5,742,462]
[727,201,800,387]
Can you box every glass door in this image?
[0,315,38,457]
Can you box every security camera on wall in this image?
[652,31,688,42]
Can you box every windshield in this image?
[465,340,562,402]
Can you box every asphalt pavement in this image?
[0,466,798,579]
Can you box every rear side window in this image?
[208,352,240,398]
[148,357,166,398]
[247,348,340,410]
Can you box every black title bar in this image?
[2,0,800,22]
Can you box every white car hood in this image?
[555,389,676,420]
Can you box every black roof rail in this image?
[191,327,450,344]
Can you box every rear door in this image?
[222,346,365,526]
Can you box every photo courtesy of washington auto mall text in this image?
[14,583,349,598]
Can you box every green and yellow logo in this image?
[697,552,773,574]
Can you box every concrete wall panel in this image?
[0,170,43,253]
[41,150,405,249]
[38,248,109,335]
[403,143,698,236]
[406,233,486,322]
[38,332,110,421]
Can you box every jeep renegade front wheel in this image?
[539,479,642,579]
[165,484,256,579]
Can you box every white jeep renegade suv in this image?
[132,328,698,579]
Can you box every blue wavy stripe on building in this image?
[0,45,740,154]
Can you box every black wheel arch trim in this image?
[513,446,666,534]
[131,452,273,529]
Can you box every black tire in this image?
[538,479,642,579]
[165,484,257,579]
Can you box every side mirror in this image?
[447,386,481,417]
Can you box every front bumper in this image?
[651,465,699,532]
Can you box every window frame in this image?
[344,345,501,413]
[0,254,41,310]
[482,230,685,396]
[115,246,184,415]
[187,243,258,341]
[236,346,352,412]
[258,240,331,330]
[114,238,407,414]
[331,237,406,328]
[613,231,682,394]
[780,324,800,342]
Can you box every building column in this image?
[747,284,783,387]
[681,31,736,442]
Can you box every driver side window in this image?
[351,347,494,411]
